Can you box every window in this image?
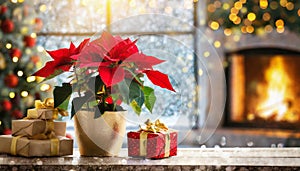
[35,0,224,145]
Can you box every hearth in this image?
[225,48,300,130]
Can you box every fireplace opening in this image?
[225,48,300,129]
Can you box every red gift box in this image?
[127,130,177,159]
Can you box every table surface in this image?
[1,148,300,170]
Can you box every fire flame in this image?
[256,56,293,121]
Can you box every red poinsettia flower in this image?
[33,38,89,77]
[75,31,174,91]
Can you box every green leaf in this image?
[130,100,141,115]
[143,86,156,113]
[57,96,70,111]
[118,80,130,104]
[53,83,72,108]
[88,76,104,94]
[71,91,93,118]
[129,81,144,107]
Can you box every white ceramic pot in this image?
[74,110,127,156]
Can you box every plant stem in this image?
[124,68,143,87]
[73,66,82,97]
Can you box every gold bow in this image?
[35,98,69,119]
[139,119,168,133]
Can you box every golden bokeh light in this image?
[6,43,12,49]
[214,41,221,48]
[39,4,47,12]
[40,84,51,91]
[246,25,254,33]
[210,21,220,30]
[30,33,37,38]
[17,70,23,77]
[264,25,273,33]
[26,76,36,83]
[233,35,241,42]
[239,0,247,4]
[207,4,216,13]
[203,51,210,58]
[21,91,29,97]
[233,17,241,24]
[280,0,287,7]
[222,3,230,10]
[9,92,15,99]
[259,0,268,9]
[198,68,203,76]
[229,13,238,21]
[243,18,252,26]
[286,2,294,10]
[214,1,222,8]
[230,7,239,14]
[224,28,232,36]
[262,12,271,21]
[241,26,247,33]
[277,27,285,33]
[247,12,256,21]
[234,1,243,10]
[240,7,247,13]
[12,57,19,63]
[275,19,284,29]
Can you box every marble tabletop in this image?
[1,148,300,170]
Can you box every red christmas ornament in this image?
[9,48,22,59]
[105,96,114,104]
[4,73,19,88]
[3,128,12,135]
[34,18,43,32]
[11,109,23,119]
[116,99,122,106]
[0,6,8,15]
[1,19,14,33]
[24,35,36,47]
[1,99,12,111]
[66,133,72,139]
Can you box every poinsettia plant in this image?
[33,31,175,118]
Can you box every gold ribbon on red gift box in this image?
[139,119,171,157]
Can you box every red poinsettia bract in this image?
[33,39,89,77]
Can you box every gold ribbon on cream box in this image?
[12,119,66,138]
[27,98,68,120]
[0,135,73,157]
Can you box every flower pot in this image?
[74,110,127,156]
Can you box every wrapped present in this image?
[0,135,73,157]
[127,119,177,159]
[27,108,56,120]
[12,119,66,138]
[27,98,68,120]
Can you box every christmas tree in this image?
[0,0,47,135]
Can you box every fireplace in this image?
[225,48,300,129]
